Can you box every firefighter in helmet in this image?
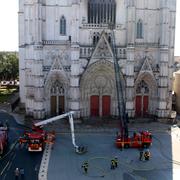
[144,149,151,160]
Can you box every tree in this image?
[0,52,19,81]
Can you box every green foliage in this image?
[0,52,19,81]
[0,88,17,103]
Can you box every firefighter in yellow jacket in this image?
[144,149,151,160]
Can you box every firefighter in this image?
[144,149,150,161]
[114,157,118,168]
[139,148,144,161]
[20,168,25,179]
[111,159,115,169]
[82,161,88,174]
[14,168,19,180]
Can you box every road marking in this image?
[38,144,52,180]
[0,140,18,161]
[0,161,10,175]
[7,161,13,171]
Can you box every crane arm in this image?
[68,113,78,149]
[34,111,80,151]
[34,111,75,127]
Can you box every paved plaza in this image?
[46,122,180,180]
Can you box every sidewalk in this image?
[46,120,171,134]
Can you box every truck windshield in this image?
[30,139,40,144]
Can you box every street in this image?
[0,111,42,180]
[46,123,180,180]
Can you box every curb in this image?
[38,144,52,180]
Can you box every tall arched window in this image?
[60,16,66,35]
[137,19,143,39]
[108,35,112,44]
[93,33,100,46]
[88,0,116,24]
[136,80,149,94]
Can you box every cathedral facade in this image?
[19,0,176,119]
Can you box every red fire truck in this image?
[19,126,46,152]
[19,111,85,153]
[116,130,152,149]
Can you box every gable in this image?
[44,56,68,86]
[135,56,156,84]
[51,57,63,71]
[140,57,153,72]
[88,32,114,66]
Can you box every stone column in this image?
[126,3,135,118]
[157,1,170,118]
[71,2,79,44]
[69,3,81,118]
[126,47,135,118]
[70,45,81,118]
[32,46,45,119]
[28,1,44,119]
[127,2,135,46]
[34,0,42,44]
[19,1,25,104]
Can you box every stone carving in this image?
[45,48,70,66]
[51,58,63,71]
[135,56,157,92]
[94,39,112,58]
[91,33,113,59]
[51,80,64,95]
[140,57,153,72]
[94,76,107,89]
[136,80,149,94]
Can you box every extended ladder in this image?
[110,27,128,138]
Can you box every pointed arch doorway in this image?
[50,80,65,116]
[135,80,149,117]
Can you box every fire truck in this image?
[19,111,86,153]
[116,131,152,149]
[0,123,8,155]
[110,27,152,149]
[20,126,46,152]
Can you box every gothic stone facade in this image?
[19,0,176,119]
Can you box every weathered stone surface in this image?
[19,0,176,119]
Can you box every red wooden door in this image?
[143,96,148,116]
[90,96,99,116]
[102,96,111,116]
[135,96,142,117]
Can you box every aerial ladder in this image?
[110,25,152,149]
[110,25,128,139]
[19,111,87,154]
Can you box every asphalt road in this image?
[0,111,42,180]
[47,131,178,180]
